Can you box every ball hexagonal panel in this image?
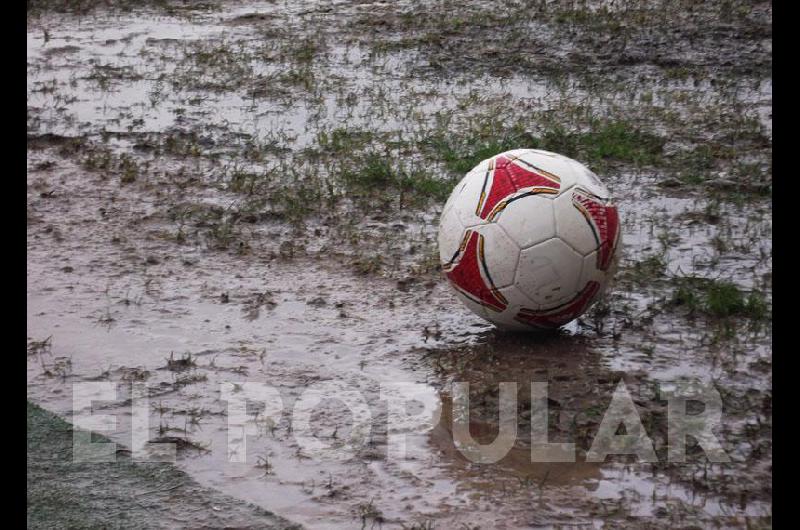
[563,186,621,270]
[568,158,611,198]
[498,148,536,160]
[475,223,521,289]
[514,279,601,329]
[496,195,555,250]
[579,250,604,288]
[438,206,466,264]
[513,149,580,194]
[440,176,465,220]
[580,240,621,292]
[471,153,562,223]
[452,288,490,322]
[516,238,583,307]
[441,229,511,316]
[497,283,538,311]
[486,285,543,331]
[450,167,492,229]
[553,187,599,256]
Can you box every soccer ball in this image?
[438,149,621,331]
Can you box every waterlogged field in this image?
[27,0,771,528]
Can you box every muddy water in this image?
[26,153,770,525]
[27,153,475,527]
[28,1,770,528]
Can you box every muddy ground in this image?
[27,0,771,528]
[27,401,300,529]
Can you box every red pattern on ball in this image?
[515,281,600,328]
[572,190,620,271]
[477,156,560,220]
[444,231,507,312]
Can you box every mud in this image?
[28,1,771,528]
[27,401,299,529]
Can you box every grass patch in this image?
[424,118,663,177]
[265,182,329,223]
[424,125,539,175]
[284,38,319,64]
[399,171,455,201]
[540,120,664,166]
[337,151,456,205]
[671,277,769,320]
[173,40,254,92]
[434,135,531,174]
[316,128,375,155]
[339,152,396,187]
[622,253,667,285]
[82,147,142,184]
[705,281,746,317]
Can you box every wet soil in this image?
[27,401,299,529]
[28,1,771,528]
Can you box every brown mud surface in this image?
[27,401,300,529]
[28,1,771,528]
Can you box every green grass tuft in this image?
[671,277,770,321]
[426,130,539,175]
[542,120,664,166]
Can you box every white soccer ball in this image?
[438,149,621,331]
